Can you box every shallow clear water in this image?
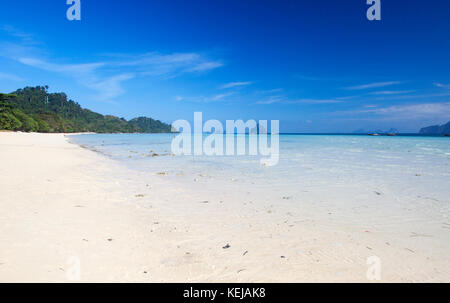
[69,134,450,176]
[70,133,450,200]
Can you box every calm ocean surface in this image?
[69,134,450,188]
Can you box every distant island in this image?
[0,86,173,133]
[353,128,399,135]
[419,122,450,135]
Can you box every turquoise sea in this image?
[69,134,450,198]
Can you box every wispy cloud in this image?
[174,92,236,103]
[186,61,223,72]
[345,81,402,90]
[85,74,135,101]
[14,57,127,101]
[220,81,252,89]
[106,52,223,76]
[0,72,24,82]
[286,98,345,104]
[257,88,283,94]
[357,102,450,119]
[207,92,235,102]
[255,96,346,105]
[369,90,415,95]
[433,82,450,89]
[1,25,37,44]
[371,91,450,101]
[13,53,222,101]
[255,95,284,105]
[2,42,222,101]
[0,27,224,102]
[17,57,104,75]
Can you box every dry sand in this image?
[0,132,449,282]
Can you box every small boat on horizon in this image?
[445,134,450,137]
[368,133,381,136]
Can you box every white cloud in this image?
[255,96,345,105]
[361,102,450,119]
[85,74,135,101]
[433,82,450,89]
[17,57,104,75]
[206,92,235,102]
[371,91,450,101]
[15,57,128,101]
[345,81,402,90]
[108,52,222,76]
[369,90,415,95]
[1,25,37,44]
[286,98,344,104]
[8,51,222,102]
[175,92,236,103]
[220,81,252,89]
[0,72,24,81]
[186,61,223,72]
[255,96,284,105]
[1,28,224,102]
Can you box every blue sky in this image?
[0,0,449,132]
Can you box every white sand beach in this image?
[0,132,449,282]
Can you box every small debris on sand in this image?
[374,191,382,196]
[157,172,168,176]
[282,196,292,200]
[107,238,113,242]
[243,251,248,256]
[280,256,286,259]
[200,201,209,204]
[237,269,246,273]
[223,244,231,249]
[135,194,145,198]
